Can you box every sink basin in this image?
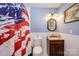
[48,32,63,40]
[48,32,61,38]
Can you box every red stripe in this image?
[26,37,30,47]
[25,30,30,35]
[4,24,18,31]
[4,21,29,31]
[14,41,22,52]
[21,21,29,26]
[28,37,30,41]
[21,48,26,56]
[0,30,15,45]
[14,21,29,31]
[21,30,30,41]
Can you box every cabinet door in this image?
[50,40,64,56]
[50,44,56,56]
[55,44,64,56]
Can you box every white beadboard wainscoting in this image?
[31,32,79,56]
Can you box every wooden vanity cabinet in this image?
[47,39,64,56]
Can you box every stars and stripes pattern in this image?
[0,3,31,56]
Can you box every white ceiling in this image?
[25,3,62,8]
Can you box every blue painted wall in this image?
[31,8,58,32]
[58,3,79,35]
[31,3,79,36]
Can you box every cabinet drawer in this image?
[50,40,64,44]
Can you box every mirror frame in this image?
[47,18,57,31]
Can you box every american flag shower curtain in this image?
[0,3,32,56]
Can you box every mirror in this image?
[47,18,57,31]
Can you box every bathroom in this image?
[30,3,79,56]
[0,3,79,56]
